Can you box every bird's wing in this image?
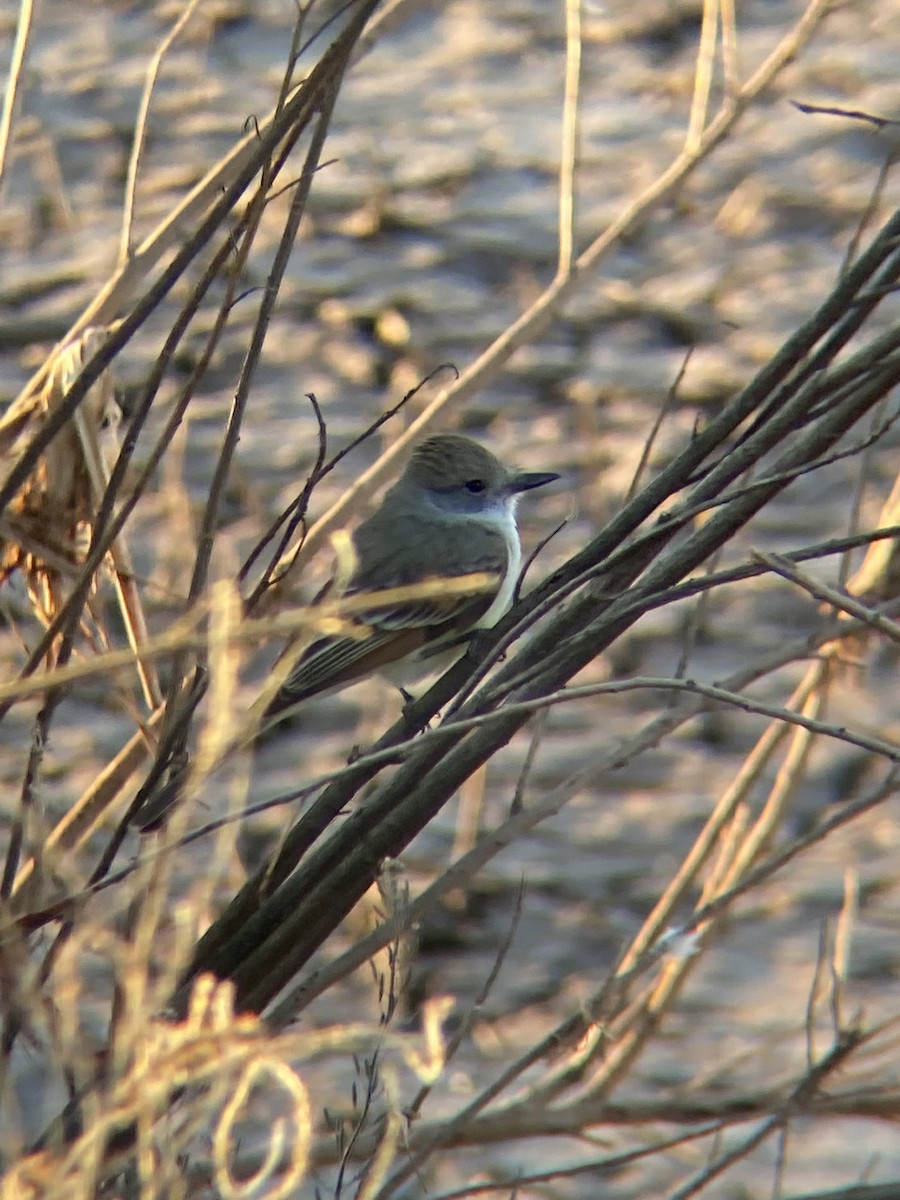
[266,509,509,711]
[348,504,509,628]
[350,576,496,632]
[268,625,429,709]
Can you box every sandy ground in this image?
[2,0,900,1195]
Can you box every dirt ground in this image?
[2,0,900,1195]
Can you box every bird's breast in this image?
[474,509,521,629]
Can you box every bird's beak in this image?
[509,469,560,494]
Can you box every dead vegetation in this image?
[1,1,900,1197]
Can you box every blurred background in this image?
[2,0,900,1194]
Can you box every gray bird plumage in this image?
[263,433,557,720]
[133,434,556,828]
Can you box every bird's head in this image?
[401,433,558,517]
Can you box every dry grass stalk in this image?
[4,0,900,1196]
[0,328,159,707]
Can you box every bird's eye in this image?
[464,479,486,494]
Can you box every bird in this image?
[260,432,559,726]
[132,434,557,829]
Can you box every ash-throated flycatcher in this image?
[133,434,556,829]
[262,433,558,724]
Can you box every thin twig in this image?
[687,0,719,154]
[118,0,205,266]
[0,0,34,183]
[556,0,582,280]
